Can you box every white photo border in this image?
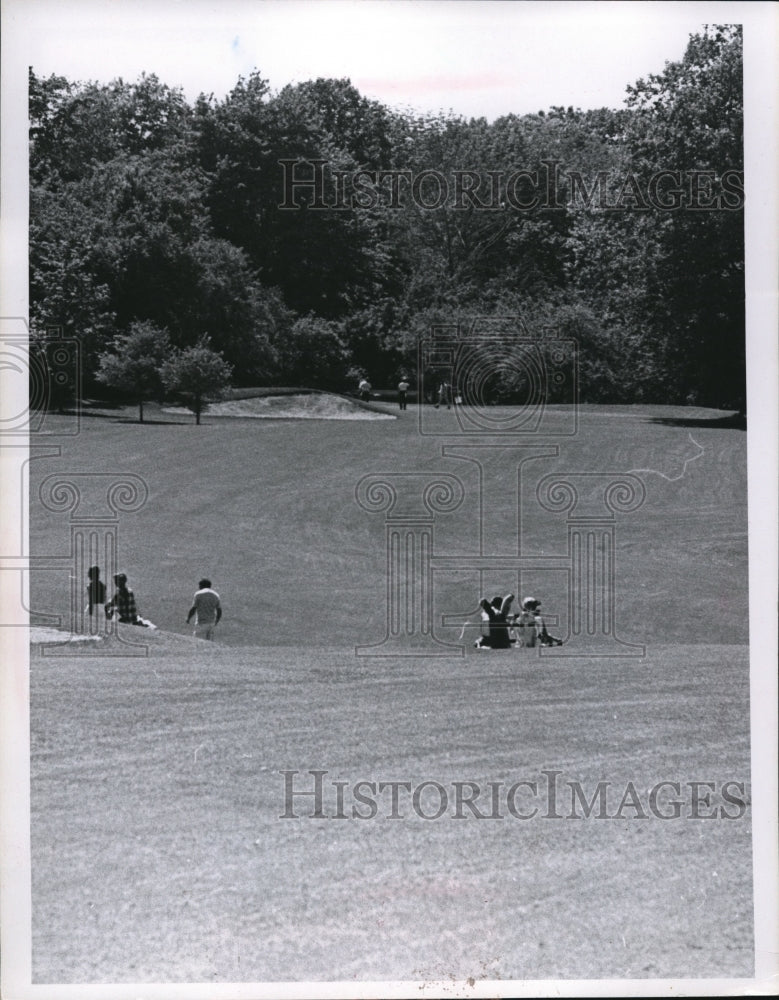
[2,2,777,997]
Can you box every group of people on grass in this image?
[358,375,410,410]
[86,567,558,650]
[85,567,222,640]
[471,593,563,649]
[357,374,456,411]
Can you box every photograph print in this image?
[1,1,777,997]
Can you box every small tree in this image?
[160,337,232,424]
[95,321,172,422]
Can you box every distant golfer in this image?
[435,381,452,409]
[187,579,222,640]
[358,377,372,402]
[397,377,410,410]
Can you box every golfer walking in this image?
[187,578,222,640]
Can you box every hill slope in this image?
[29,404,747,648]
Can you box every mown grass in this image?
[29,402,747,647]
[28,401,752,983]
[30,637,752,982]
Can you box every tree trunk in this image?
[195,394,201,425]
[139,398,144,423]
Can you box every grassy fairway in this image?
[31,637,752,982]
[28,401,751,983]
[30,403,747,647]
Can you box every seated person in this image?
[513,598,539,647]
[474,593,515,649]
[106,573,153,627]
[517,596,563,647]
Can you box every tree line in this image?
[29,24,745,414]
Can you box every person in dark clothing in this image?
[85,565,107,616]
[474,593,515,649]
[106,572,145,625]
[84,565,109,632]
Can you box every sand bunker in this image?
[30,627,102,644]
[165,393,396,421]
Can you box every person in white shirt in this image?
[186,578,222,640]
[516,597,563,647]
[435,381,452,409]
[514,597,540,647]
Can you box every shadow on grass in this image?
[48,405,191,425]
[647,412,746,431]
[81,399,124,411]
[114,417,192,425]
[69,411,191,425]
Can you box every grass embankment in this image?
[27,401,752,983]
[31,637,752,982]
[30,403,747,648]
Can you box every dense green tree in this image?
[278,315,350,388]
[30,70,193,185]
[28,30,745,408]
[568,25,744,407]
[95,321,172,421]
[275,78,394,170]
[30,181,118,366]
[381,106,622,320]
[31,145,281,380]
[160,338,232,424]
[626,25,744,409]
[197,72,401,318]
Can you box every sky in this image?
[9,0,739,120]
